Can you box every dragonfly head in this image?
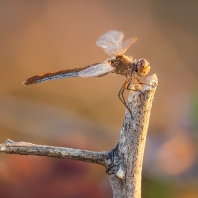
[135,58,150,77]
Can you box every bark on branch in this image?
[0,74,158,198]
[0,139,108,166]
[107,74,158,198]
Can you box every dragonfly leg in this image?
[126,83,144,95]
[134,76,155,88]
[118,77,133,117]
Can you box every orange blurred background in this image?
[0,0,198,198]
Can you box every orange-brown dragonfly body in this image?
[23,30,151,114]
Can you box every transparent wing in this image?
[103,37,138,57]
[103,45,120,57]
[96,30,124,49]
[96,30,138,57]
[78,60,115,77]
[118,37,138,56]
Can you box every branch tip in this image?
[6,139,14,144]
[0,145,6,151]
[144,74,158,90]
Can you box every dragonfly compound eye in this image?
[136,58,151,77]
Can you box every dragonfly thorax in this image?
[110,55,133,76]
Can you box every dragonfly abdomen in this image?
[23,69,79,86]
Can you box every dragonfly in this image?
[23,30,151,115]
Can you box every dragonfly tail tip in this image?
[22,81,28,86]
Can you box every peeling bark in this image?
[0,74,158,198]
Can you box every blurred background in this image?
[0,0,198,197]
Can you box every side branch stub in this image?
[0,139,109,167]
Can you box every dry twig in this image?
[0,74,158,198]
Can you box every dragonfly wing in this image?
[78,61,115,77]
[96,31,137,57]
[118,37,138,55]
[96,30,124,56]
[96,30,124,48]
[103,37,137,57]
[103,45,120,57]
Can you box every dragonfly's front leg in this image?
[118,77,133,116]
[134,75,155,88]
[118,77,145,118]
